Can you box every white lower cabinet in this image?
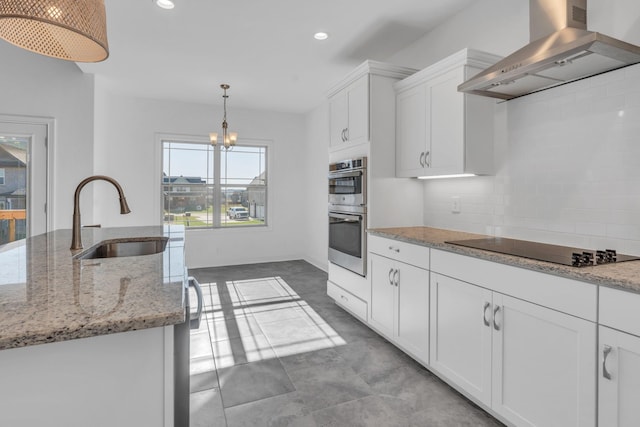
[430,273,492,405]
[599,286,640,427]
[598,326,640,426]
[0,327,173,427]
[491,293,596,427]
[430,272,596,427]
[369,252,429,364]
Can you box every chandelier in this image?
[210,84,237,150]
[0,0,109,62]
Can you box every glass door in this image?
[0,122,47,244]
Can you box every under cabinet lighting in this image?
[418,174,476,180]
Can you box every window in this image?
[162,138,268,229]
[0,168,4,185]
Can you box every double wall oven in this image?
[328,158,367,276]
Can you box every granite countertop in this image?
[369,226,640,294]
[0,225,187,351]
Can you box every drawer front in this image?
[327,281,368,322]
[431,249,597,321]
[369,235,430,269]
[600,286,640,336]
[328,262,370,302]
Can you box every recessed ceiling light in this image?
[314,32,329,41]
[155,0,175,10]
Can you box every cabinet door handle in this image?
[388,246,400,253]
[603,345,613,380]
[341,129,346,142]
[424,150,430,168]
[345,127,349,141]
[388,268,394,286]
[419,151,425,167]
[493,305,501,331]
[393,269,400,287]
[483,302,491,327]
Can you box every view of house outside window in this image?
[0,139,27,244]
[162,139,267,228]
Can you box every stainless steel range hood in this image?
[458,0,640,100]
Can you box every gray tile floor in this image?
[188,260,503,427]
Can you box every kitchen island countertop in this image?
[369,226,640,294]
[0,225,186,350]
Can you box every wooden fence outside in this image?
[0,209,27,244]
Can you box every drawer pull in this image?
[603,345,612,380]
[340,294,349,303]
[388,246,400,253]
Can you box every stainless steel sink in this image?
[75,237,168,259]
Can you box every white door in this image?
[395,262,429,364]
[429,67,465,175]
[396,84,427,178]
[345,75,368,145]
[599,326,640,427]
[429,273,492,406]
[0,121,48,241]
[329,90,348,147]
[492,294,596,427]
[369,253,395,338]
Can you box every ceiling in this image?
[78,0,477,114]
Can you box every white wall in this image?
[0,42,95,231]
[384,0,640,255]
[93,78,308,268]
[303,103,330,271]
[386,0,529,70]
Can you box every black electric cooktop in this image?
[446,237,640,267]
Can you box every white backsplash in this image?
[423,62,640,255]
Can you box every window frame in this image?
[159,135,271,231]
[0,168,4,185]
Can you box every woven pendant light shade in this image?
[0,0,108,62]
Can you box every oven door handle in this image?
[328,170,363,179]
[329,212,362,222]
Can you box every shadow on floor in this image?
[187,260,503,427]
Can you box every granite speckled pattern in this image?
[369,227,640,294]
[0,225,186,350]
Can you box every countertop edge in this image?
[0,311,185,351]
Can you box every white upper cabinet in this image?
[329,75,369,147]
[395,48,502,178]
[327,61,416,150]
